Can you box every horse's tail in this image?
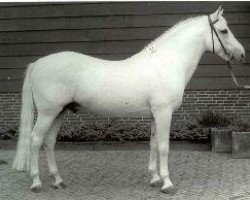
[13,64,35,171]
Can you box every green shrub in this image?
[170,120,210,142]
[57,121,150,142]
[0,111,249,142]
[198,111,232,127]
[227,119,250,132]
[0,126,18,140]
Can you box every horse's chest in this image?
[171,95,183,110]
[151,88,184,111]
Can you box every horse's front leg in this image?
[148,120,161,186]
[152,107,175,194]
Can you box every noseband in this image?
[208,15,250,89]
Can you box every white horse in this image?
[13,7,245,194]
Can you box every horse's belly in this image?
[85,106,150,117]
[77,95,151,117]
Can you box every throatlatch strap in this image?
[211,26,215,54]
[208,16,218,54]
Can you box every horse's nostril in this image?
[241,54,245,59]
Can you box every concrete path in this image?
[0,142,250,200]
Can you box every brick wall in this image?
[176,90,250,121]
[0,90,249,129]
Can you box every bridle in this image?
[208,15,250,89]
[208,16,229,56]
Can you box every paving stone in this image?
[0,144,250,200]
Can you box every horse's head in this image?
[208,6,245,65]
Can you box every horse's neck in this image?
[141,16,209,86]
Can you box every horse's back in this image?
[33,51,113,70]
[29,51,152,115]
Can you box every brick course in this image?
[0,90,250,129]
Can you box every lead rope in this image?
[208,16,250,89]
[227,61,250,89]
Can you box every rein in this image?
[208,15,250,89]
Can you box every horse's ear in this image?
[210,6,223,21]
[219,8,224,16]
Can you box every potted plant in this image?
[198,111,250,158]
[231,120,250,159]
[211,127,232,153]
[198,111,232,153]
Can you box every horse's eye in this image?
[220,29,228,34]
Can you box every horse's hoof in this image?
[53,181,67,189]
[150,178,162,187]
[161,186,177,195]
[59,182,68,189]
[31,185,42,193]
[150,173,162,187]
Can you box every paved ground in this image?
[0,142,250,200]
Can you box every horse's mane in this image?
[143,15,204,52]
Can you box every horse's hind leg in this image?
[44,113,67,189]
[30,111,59,192]
[148,120,161,186]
